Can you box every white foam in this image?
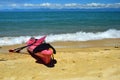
[46,29,120,42]
[0,29,120,46]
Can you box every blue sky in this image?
[0,0,120,10]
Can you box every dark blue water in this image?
[0,11,120,46]
[0,11,120,37]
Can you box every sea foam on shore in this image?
[0,29,120,46]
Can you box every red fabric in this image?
[35,49,53,64]
[40,49,53,64]
[26,36,46,52]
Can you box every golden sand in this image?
[0,38,120,80]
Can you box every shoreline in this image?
[1,38,120,48]
[0,38,120,80]
[51,38,120,48]
[0,38,120,56]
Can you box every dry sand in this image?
[0,38,120,80]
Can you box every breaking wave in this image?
[0,29,120,46]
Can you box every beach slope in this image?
[0,39,120,80]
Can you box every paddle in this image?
[9,45,30,53]
[9,36,46,53]
[9,37,36,53]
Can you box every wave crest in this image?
[0,29,120,46]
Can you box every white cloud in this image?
[60,3,119,9]
[21,3,63,9]
[10,4,17,7]
[40,3,51,7]
[86,3,105,7]
[65,3,78,7]
[63,3,120,9]
[0,3,120,9]
[23,3,34,7]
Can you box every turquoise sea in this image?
[0,11,120,45]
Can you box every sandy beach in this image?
[0,38,120,80]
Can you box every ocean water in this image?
[0,11,120,46]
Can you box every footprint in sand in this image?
[0,58,7,61]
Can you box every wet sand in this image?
[0,38,120,80]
